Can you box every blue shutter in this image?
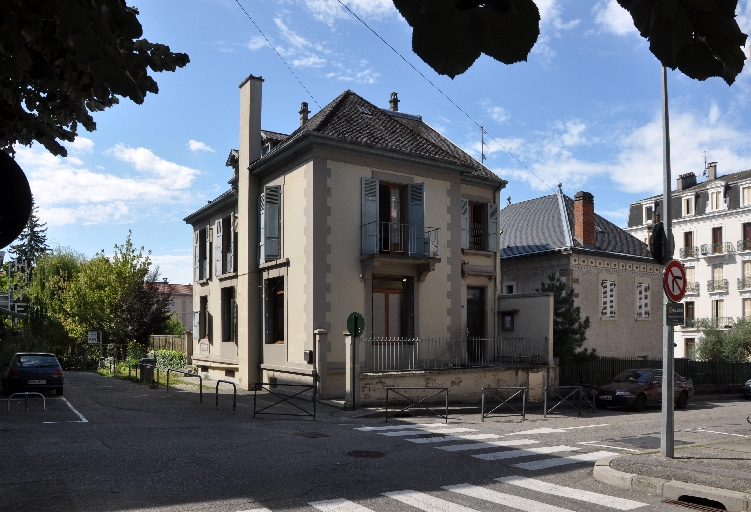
[193,231,199,282]
[193,311,200,341]
[407,183,425,256]
[204,226,211,279]
[486,202,499,252]
[258,193,265,264]
[215,219,223,276]
[228,214,234,273]
[264,185,281,260]
[460,198,469,249]
[361,178,379,254]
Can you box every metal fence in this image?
[559,357,751,387]
[361,222,441,258]
[361,337,548,372]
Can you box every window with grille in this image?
[601,279,616,318]
[636,282,650,319]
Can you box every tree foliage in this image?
[0,0,190,157]
[696,319,751,362]
[392,0,747,84]
[9,195,49,268]
[536,273,593,359]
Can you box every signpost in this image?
[346,312,364,411]
[665,302,685,326]
[87,331,99,344]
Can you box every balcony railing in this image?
[362,222,441,258]
[684,317,735,329]
[707,279,729,292]
[679,247,699,258]
[685,281,700,294]
[739,277,751,290]
[738,239,751,252]
[682,318,700,328]
[701,242,734,256]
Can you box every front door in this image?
[467,287,485,363]
[372,278,405,338]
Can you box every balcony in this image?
[684,281,700,294]
[738,239,751,252]
[682,318,701,328]
[679,246,699,259]
[739,277,751,290]
[361,222,441,281]
[683,317,735,329]
[707,279,729,292]
[701,242,734,256]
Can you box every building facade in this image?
[625,163,751,358]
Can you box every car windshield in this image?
[612,370,652,383]
[16,355,59,368]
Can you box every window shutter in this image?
[643,283,650,318]
[264,185,281,260]
[193,231,200,282]
[460,198,469,249]
[406,183,425,256]
[215,219,223,276]
[405,276,415,340]
[361,178,379,254]
[204,226,211,279]
[601,280,608,317]
[486,202,499,252]
[609,281,616,317]
[258,193,265,264]
[193,311,200,341]
[228,214,235,273]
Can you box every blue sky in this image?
[13,0,751,284]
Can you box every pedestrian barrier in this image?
[215,379,236,414]
[7,392,46,412]
[385,387,449,423]
[166,368,202,403]
[253,383,317,420]
[580,384,597,413]
[543,385,582,418]
[481,386,526,421]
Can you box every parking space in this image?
[1,393,87,424]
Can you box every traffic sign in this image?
[347,312,364,337]
[87,331,99,345]
[663,260,686,303]
[665,303,685,326]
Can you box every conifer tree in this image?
[536,273,592,359]
[10,196,49,269]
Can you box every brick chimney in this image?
[299,101,309,126]
[574,191,595,247]
[389,92,399,111]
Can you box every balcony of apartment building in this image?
[738,276,751,291]
[684,281,700,295]
[707,279,729,292]
[738,238,751,253]
[361,221,441,281]
[701,242,734,257]
[684,317,735,329]
[679,246,699,259]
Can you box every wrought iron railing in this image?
[688,317,735,329]
[361,222,441,258]
[679,247,699,258]
[682,318,700,328]
[684,281,699,294]
[738,239,751,252]
[738,277,751,290]
[707,279,728,292]
[701,242,733,256]
[361,337,548,372]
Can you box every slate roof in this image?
[631,168,751,203]
[501,190,651,259]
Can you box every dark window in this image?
[265,277,284,344]
[372,277,414,338]
[501,313,514,331]
[198,227,208,280]
[683,231,693,248]
[685,338,695,359]
[199,296,209,340]
[221,287,236,343]
[684,301,695,320]
[378,183,405,253]
[469,203,486,250]
[743,223,751,251]
[712,227,723,252]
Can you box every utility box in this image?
[139,358,156,382]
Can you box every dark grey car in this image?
[595,368,694,412]
[1,352,64,396]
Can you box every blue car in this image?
[2,352,64,396]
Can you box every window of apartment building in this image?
[264,277,284,344]
[362,178,426,256]
[712,227,723,253]
[194,227,210,281]
[743,186,751,206]
[684,231,693,249]
[684,338,695,359]
[193,295,209,341]
[683,196,694,216]
[710,190,723,211]
[742,223,751,251]
[372,277,414,339]
[712,263,724,283]
[461,198,499,252]
[712,299,724,319]
[220,287,236,343]
[685,266,695,286]
[259,185,282,263]
[215,214,236,276]
[742,262,751,289]
[684,301,695,320]
[743,298,751,319]
[644,205,653,224]
[504,283,515,295]
[600,278,616,318]
[636,281,650,319]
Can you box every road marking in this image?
[355,423,451,431]
[61,397,88,423]
[697,428,749,438]
[407,434,500,444]
[513,450,617,471]
[384,490,478,511]
[473,445,578,461]
[379,428,476,437]
[497,476,647,510]
[235,509,273,512]
[578,441,640,452]
[444,483,572,512]
[562,424,609,430]
[310,498,374,511]
[507,424,609,436]
[437,439,538,452]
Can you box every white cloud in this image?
[293,55,327,68]
[107,144,200,189]
[150,253,193,285]
[481,100,509,124]
[597,207,630,227]
[39,202,130,226]
[325,63,380,83]
[303,0,396,26]
[532,0,580,64]
[188,140,215,152]
[593,0,636,35]
[246,35,266,51]
[65,136,95,154]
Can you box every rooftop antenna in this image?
[480,126,487,163]
[702,151,707,177]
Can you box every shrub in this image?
[153,349,186,372]
[126,340,147,367]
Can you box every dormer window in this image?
[644,205,653,224]
[683,196,694,216]
[710,189,723,211]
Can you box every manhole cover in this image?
[345,450,385,458]
[413,433,445,439]
[291,432,329,438]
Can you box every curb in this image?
[593,455,751,512]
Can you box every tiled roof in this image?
[155,283,193,295]
[501,190,650,259]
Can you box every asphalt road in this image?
[0,372,749,512]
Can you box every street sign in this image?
[663,260,686,303]
[665,302,685,326]
[87,331,99,345]
[347,312,364,337]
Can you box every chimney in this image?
[707,161,717,180]
[573,191,595,247]
[676,172,697,191]
[299,102,309,126]
[389,92,399,111]
[162,278,168,283]
[239,74,263,165]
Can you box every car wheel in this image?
[595,399,608,410]
[675,391,688,409]
[55,387,63,397]
[631,394,647,412]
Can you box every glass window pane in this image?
[372,293,387,338]
[388,292,404,338]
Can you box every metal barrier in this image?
[166,368,202,403]
[481,387,526,421]
[253,383,317,420]
[7,392,46,412]
[215,379,237,414]
[385,387,448,423]
[543,386,582,418]
[580,385,597,413]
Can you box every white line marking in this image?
[497,475,647,510]
[513,450,617,471]
[444,483,572,512]
[310,498,375,512]
[407,434,500,444]
[437,439,538,452]
[235,509,273,512]
[384,490,478,512]
[698,429,749,438]
[61,397,88,423]
[578,441,640,452]
[473,445,579,461]
[562,423,609,430]
[355,423,450,431]
[379,428,476,437]
[507,424,609,436]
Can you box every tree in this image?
[392,0,747,84]
[696,319,751,362]
[9,196,49,269]
[536,273,592,359]
[0,0,190,157]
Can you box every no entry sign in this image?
[663,260,687,303]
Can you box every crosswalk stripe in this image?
[437,439,538,452]
[497,475,647,510]
[512,450,618,471]
[444,483,573,512]
[309,498,375,512]
[407,433,500,444]
[235,509,273,512]
[384,490,478,512]
[355,423,450,431]
[472,445,578,461]
[379,428,476,437]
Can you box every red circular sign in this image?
[663,260,686,302]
